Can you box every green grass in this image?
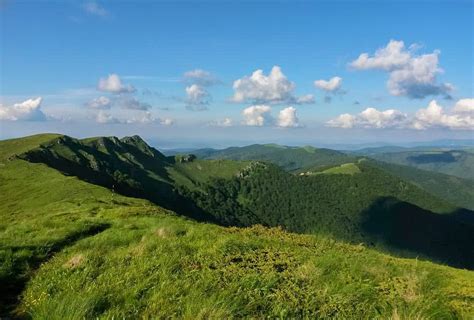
[0,133,62,161]
[168,159,250,191]
[1,135,474,318]
[193,144,353,171]
[369,149,474,180]
[310,163,361,175]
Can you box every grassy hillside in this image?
[0,139,473,318]
[18,135,249,223]
[192,144,353,171]
[366,149,474,180]
[186,162,474,269]
[369,160,474,210]
[12,135,474,269]
[195,143,474,210]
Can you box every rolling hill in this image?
[360,148,474,180]
[191,144,354,171]
[1,134,474,318]
[193,143,474,211]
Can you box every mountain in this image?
[192,143,474,210]
[368,160,474,210]
[18,134,250,223]
[357,148,474,180]
[1,134,474,318]
[11,134,473,268]
[192,144,354,171]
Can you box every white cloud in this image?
[97,74,135,94]
[126,111,156,124]
[0,97,46,121]
[95,110,174,125]
[83,1,109,17]
[96,111,119,124]
[278,106,301,128]
[327,107,408,129]
[350,40,411,71]
[232,66,312,104]
[314,76,343,92]
[327,99,474,130]
[412,100,474,130]
[183,69,219,86]
[327,113,357,129]
[185,84,211,111]
[350,40,452,99]
[295,94,315,104]
[85,96,111,109]
[210,118,233,127]
[453,98,474,114]
[242,105,274,126]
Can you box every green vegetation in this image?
[186,162,474,269]
[369,160,474,210]
[194,143,474,211]
[192,144,353,171]
[366,149,474,180]
[309,162,361,175]
[1,134,474,318]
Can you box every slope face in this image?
[1,135,474,318]
[193,144,353,171]
[11,135,474,269]
[197,143,474,211]
[369,159,474,210]
[185,161,474,268]
[17,135,252,222]
[1,156,473,318]
[368,149,474,180]
[0,133,63,161]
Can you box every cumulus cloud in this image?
[412,100,474,130]
[350,40,453,99]
[327,108,407,129]
[242,105,274,126]
[278,107,301,128]
[185,84,211,111]
[85,96,111,109]
[98,74,135,94]
[453,98,474,114]
[327,99,474,130]
[209,118,233,127]
[183,69,219,86]
[241,105,302,128]
[232,66,313,105]
[0,97,46,121]
[314,76,343,92]
[83,1,109,17]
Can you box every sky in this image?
[1,0,473,148]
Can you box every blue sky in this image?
[1,0,473,147]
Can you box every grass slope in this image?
[187,162,474,269]
[367,149,474,180]
[0,157,473,318]
[369,160,474,210]
[196,144,474,211]
[192,144,353,171]
[12,135,474,269]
